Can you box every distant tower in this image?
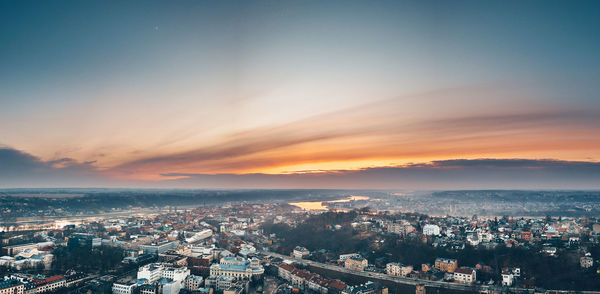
[416,284,426,294]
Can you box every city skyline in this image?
[1,1,600,188]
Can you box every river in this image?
[288,195,370,210]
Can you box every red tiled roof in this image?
[294,269,314,280]
[279,263,295,272]
[311,277,330,287]
[328,280,347,290]
[34,275,64,285]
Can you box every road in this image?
[263,251,486,292]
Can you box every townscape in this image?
[3,1,600,294]
[1,192,599,294]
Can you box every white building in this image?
[136,263,190,294]
[278,263,295,281]
[209,256,264,279]
[140,241,178,256]
[185,229,213,243]
[138,264,163,282]
[160,279,184,294]
[293,246,310,259]
[163,267,189,282]
[238,244,256,257]
[386,262,413,277]
[1,242,54,256]
[453,267,476,284]
[339,253,361,262]
[188,244,216,258]
[112,282,137,294]
[138,284,157,294]
[423,224,441,236]
[137,263,189,283]
[184,275,203,291]
[0,253,53,270]
[466,233,480,246]
[388,221,414,235]
[501,267,520,287]
[502,273,514,286]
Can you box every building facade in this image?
[386,263,413,277]
[453,268,476,284]
[0,280,24,294]
[434,258,457,273]
[112,282,137,294]
[209,256,264,279]
[344,256,368,271]
[423,224,441,236]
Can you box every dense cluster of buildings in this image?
[1,197,600,294]
[278,263,388,294]
[0,272,86,294]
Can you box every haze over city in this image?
[3,2,600,294]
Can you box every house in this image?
[434,258,457,273]
[501,268,520,286]
[541,246,557,256]
[293,246,310,259]
[421,263,432,272]
[290,269,313,290]
[328,280,347,294]
[385,263,413,277]
[453,267,476,284]
[580,255,594,269]
[308,276,330,294]
[344,256,368,271]
[278,263,345,294]
[415,284,425,294]
[475,262,492,273]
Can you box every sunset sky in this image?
[1,1,599,188]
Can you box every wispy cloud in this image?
[106,86,600,179]
[2,86,599,185]
[2,146,599,189]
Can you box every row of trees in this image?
[52,245,124,273]
[263,211,372,254]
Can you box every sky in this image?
[1,0,599,189]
